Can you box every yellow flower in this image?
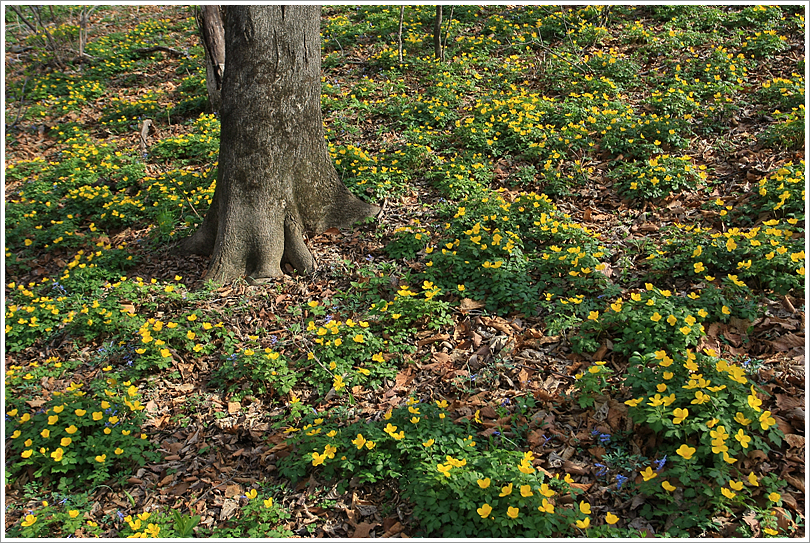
[587,311,599,321]
[311,451,326,466]
[721,488,736,499]
[605,512,619,525]
[50,448,64,461]
[747,388,763,411]
[576,517,590,529]
[759,410,776,430]
[263,497,274,508]
[676,444,696,460]
[422,438,435,448]
[499,483,513,497]
[579,502,591,515]
[538,499,554,513]
[539,483,555,498]
[246,489,258,499]
[691,390,711,405]
[661,480,676,492]
[65,425,78,434]
[437,463,453,477]
[768,492,781,503]
[729,480,744,491]
[735,412,752,425]
[520,484,533,497]
[477,478,491,489]
[507,506,519,519]
[734,429,751,448]
[95,454,106,463]
[477,503,492,518]
[748,472,759,486]
[672,407,688,424]
[446,455,466,468]
[640,466,658,482]
[21,514,37,527]
[624,397,644,407]
[69,510,80,518]
[40,428,50,438]
[352,434,367,449]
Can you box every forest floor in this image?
[4,4,806,539]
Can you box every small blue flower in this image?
[616,474,628,490]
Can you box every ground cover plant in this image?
[4,4,805,538]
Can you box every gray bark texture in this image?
[180,5,379,283]
[197,6,225,112]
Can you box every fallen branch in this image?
[133,45,189,58]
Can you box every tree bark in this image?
[180,5,379,284]
[433,6,443,60]
[197,6,225,112]
[397,6,404,65]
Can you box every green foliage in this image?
[623,349,785,509]
[116,509,201,538]
[385,224,430,259]
[759,105,805,151]
[302,312,398,397]
[5,377,158,488]
[211,347,297,401]
[750,161,805,219]
[756,73,805,113]
[99,92,164,133]
[610,154,705,201]
[368,281,454,340]
[4,489,99,538]
[650,219,804,295]
[574,284,718,356]
[424,190,610,315]
[208,490,293,537]
[149,113,220,165]
[278,400,586,537]
[573,361,615,408]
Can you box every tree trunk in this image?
[397,6,404,65]
[197,6,225,112]
[433,6,443,60]
[180,5,379,284]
